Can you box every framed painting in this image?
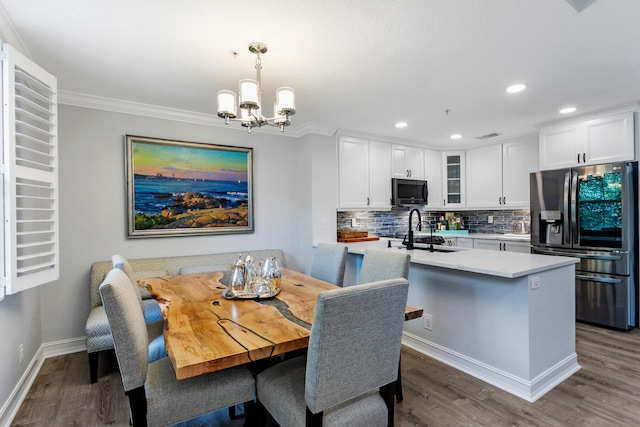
[125,135,253,238]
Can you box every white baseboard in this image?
[401,331,581,403]
[0,337,86,427]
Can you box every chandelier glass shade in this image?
[217,42,295,133]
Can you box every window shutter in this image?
[2,43,59,296]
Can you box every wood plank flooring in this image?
[11,322,640,426]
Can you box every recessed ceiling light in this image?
[395,122,408,128]
[450,134,462,140]
[506,83,527,93]
[559,107,577,114]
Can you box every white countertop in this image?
[463,233,531,241]
[338,238,577,279]
[431,232,530,242]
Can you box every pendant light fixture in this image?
[217,42,296,133]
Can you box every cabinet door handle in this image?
[577,153,580,163]
[367,197,370,206]
[498,197,502,204]
[583,153,586,163]
[503,196,506,204]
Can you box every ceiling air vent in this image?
[474,132,502,140]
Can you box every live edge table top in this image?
[138,268,423,380]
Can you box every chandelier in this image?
[217,42,296,133]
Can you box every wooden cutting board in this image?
[337,236,380,242]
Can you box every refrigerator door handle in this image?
[571,170,579,244]
[575,274,623,284]
[563,172,571,244]
[532,247,623,261]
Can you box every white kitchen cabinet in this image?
[504,241,532,253]
[539,111,634,170]
[442,237,456,247]
[442,151,465,208]
[465,144,502,208]
[392,144,425,179]
[456,237,474,248]
[368,140,393,209]
[338,136,391,210]
[466,137,538,209]
[473,238,531,253]
[502,138,539,207]
[424,148,443,208]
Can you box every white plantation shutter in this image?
[1,43,58,297]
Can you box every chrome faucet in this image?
[407,209,422,250]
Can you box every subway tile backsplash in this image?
[337,208,530,237]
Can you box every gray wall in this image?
[0,103,339,412]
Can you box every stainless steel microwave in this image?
[391,178,428,206]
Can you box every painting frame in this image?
[125,135,254,238]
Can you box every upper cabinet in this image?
[391,145,425,179]
[502,137,539,207]
[466,137,539,209]
[465,144,502,208]
[338,136,391,210]
[442,151,466,208]
[539,112,635,170]
[424,148,443,208]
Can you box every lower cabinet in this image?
[473,238,531,253]
[442,237,456,246]
[456,237,474,248]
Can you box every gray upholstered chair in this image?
[309,243,348,286]
[358,249,410,285]
[256,278,409,427]
[111,255,167,363]
[86,255,166,383]
[99,268,256,427]
[358,248,410,403]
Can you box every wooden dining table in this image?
[137,268,423,380]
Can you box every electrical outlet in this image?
[351,218,357,227]
[488,215,494,224]
[423,314,433,330]
[529,275,541,290]
[19,343,24,365]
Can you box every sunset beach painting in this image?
[125,135,253,237]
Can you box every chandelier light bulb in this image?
[276,87,296,114]
[239,79,259,110]
[217,90,237,118]
[273,102,285,123]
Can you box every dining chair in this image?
[111,254,167,363]
[358,248,410,285]
[358,248,410,403]
[99,268,256,427]
[256,278,409,427]
[309,243,348,286]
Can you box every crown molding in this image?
[58,90,336,139]
[535,101,640,129]
[0,4,29,56]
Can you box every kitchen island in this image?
[338,238,580,402]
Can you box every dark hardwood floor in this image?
[11,323,640,426]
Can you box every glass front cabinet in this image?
[442,151,466,207]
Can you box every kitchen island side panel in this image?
[344,250,579,402]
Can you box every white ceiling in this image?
[1,0,639,147]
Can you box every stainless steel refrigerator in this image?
[530,161,638,330]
